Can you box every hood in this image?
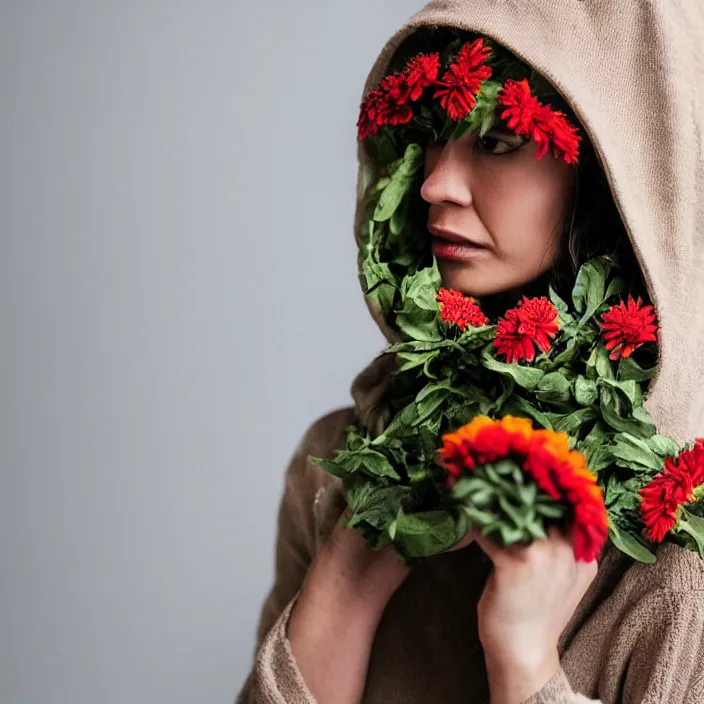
[351,0,704,444]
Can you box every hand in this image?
[475,526,598,704]
[286,507,476,704]
[319,508,413,608]
[322,506,478,606]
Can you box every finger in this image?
[546,524,573,547]
[474,532,515,564]
[577,557,599,586]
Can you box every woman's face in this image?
[421,128,578,298]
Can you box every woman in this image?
[236,2,704,703]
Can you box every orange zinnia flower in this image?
[600,296,658,360]
[436,287,489,329]
[437,416,608,561]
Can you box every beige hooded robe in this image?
[236,1,704,702]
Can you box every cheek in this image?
[477,159,575,256]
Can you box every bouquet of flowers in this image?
[311,29,704,566]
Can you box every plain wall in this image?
[0,1,424,702]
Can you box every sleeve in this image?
[601,587,704,704]
[523,668,601,704]
[234,408,352,704]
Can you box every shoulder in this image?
[621,542,704,596]
[290,405,357,470]
[563,544,704,698]
[281,406,357,551]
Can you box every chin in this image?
[438,260,536,299]
[438,262,503,298]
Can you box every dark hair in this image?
[547,130,646,300]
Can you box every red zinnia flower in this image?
[378,74,414,126]
[437,287,489,329]
[599,295,658,361]
[434,39,493,121]
[357,52,440,140]
[392,52,441,104]
[640,440,704,542]
[357,74,414,140]
[438,416,608,561]
[497,79,581,164]
[357,88,389,140]
[493,296,560,363]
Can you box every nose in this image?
[420,139,473,207]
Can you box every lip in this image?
[428,224,489,262]
[431,238,489,262]
[428,224,487,247]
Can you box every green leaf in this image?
[346,483,411,531]
[599,385,655,437]
[573,376,598,406]
[481,347,545,389]
[394,509,460,558]
[535,372,571,404]
[550,407,599,434]
[372,402,419,444]
[502,396,553,429]
[517,481,538,506]
[578,422,613,470]
[549,285,575,326]
[462,504,499,525]
[396,349,440,373]
[633,406,656,427]
[676,508,704,559]
[587,344,616,381]
[335,447,401,480]
[600,377,641,409]
[403,265,441,312]
[608,521,656,563]
[361,258,394,293]
[526,519,548,540]
[586,444,615,472]
[498,494,527,528]
[571,257,610,321]
[611,433,664,471]
[456,324,496,350]
[414,378,464,425]
[389,196,408,236]
[618,356,656,383]
[451,80,501,140]
[416,378,456,402]
[373,143,423,222]
[535,499,567,519]
[309,457,349,479]
[452,476,491,501]
[396,312,443,342]
[373,177,411,222]
[647,435,680,459]
[365,282,396,323]
[604,276,626,300]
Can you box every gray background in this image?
[0,1,424,702]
